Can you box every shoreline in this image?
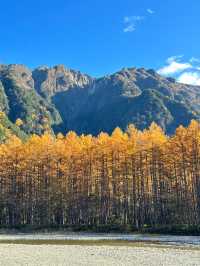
[0,232,199,247]
[0,240,200,251]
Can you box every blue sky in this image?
[1,0,200,84]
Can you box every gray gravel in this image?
[0,244,200,266]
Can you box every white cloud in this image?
[123,16,144,33]
[157,58,191,76]
[177,72,200,86]
[158,55,200,86]
[147,9,155,14]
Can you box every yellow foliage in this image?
[15,118,23,127]
[0,120,199,227]
[0,112,5,119]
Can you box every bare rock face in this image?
[32,65,93,97]
[0,81,9,113]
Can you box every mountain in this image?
[0,64,62,134]
[0,64,199,137]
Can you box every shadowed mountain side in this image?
[0,64,199,136]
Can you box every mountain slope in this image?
[0,64,200,136]
[0,65,62,134]
[0,112,27,141]
[47,67,199,135]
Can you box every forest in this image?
[0,119,200,233]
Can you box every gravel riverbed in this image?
[0,244,199,266]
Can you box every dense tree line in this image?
[0,120,200,230]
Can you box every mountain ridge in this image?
[0,63,199,137]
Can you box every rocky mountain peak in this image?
[32,65,93,97]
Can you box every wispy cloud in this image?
[167,55,184,63]
[147,8,155,14]
[123,16,144,33]
[124,24,135,33]
[158,56,200,86]
[190,57,200,63]
[123,8,155,33]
